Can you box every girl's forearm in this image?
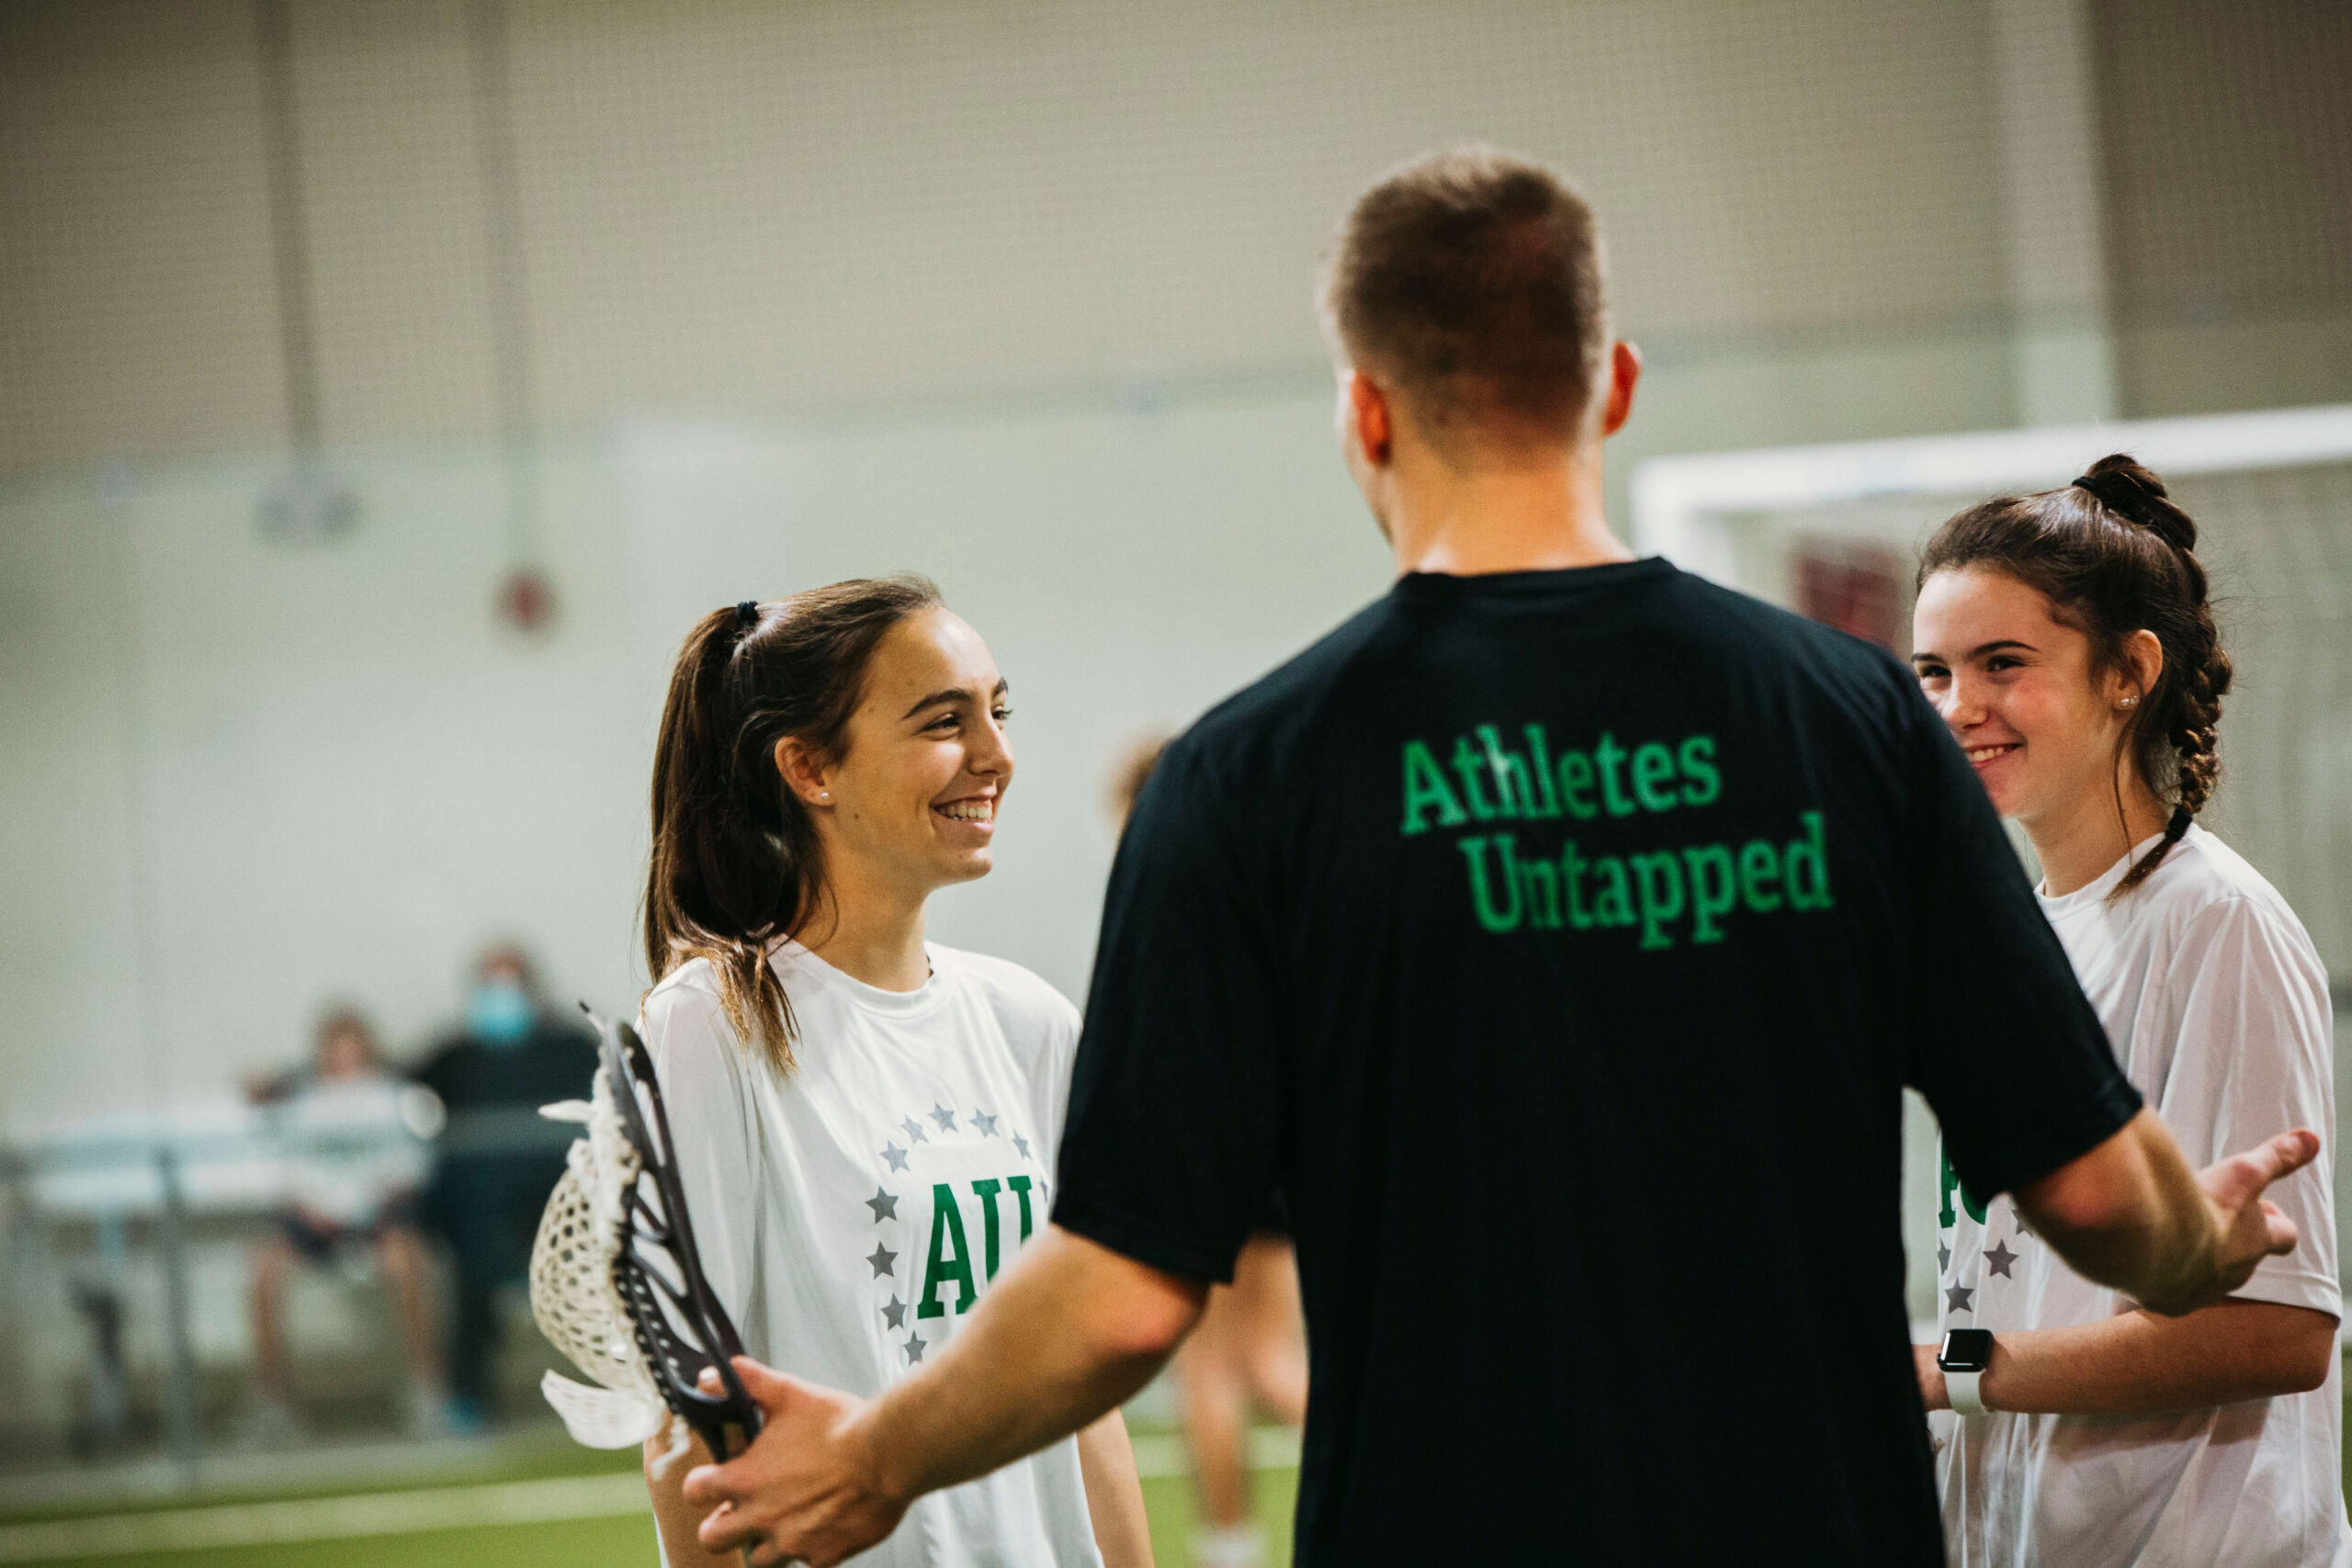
[1076,1408,1158,1568]
[1953,1301,2335,1417]
[648,1426,739,1568]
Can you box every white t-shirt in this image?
[1935,825,2347,1567]
[273,1073,429,1225]
[641,940,1104,1568]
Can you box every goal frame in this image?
[1630,402,2352,588]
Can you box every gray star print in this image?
[973,1110,1000,1137]
[1946,1282,1975,1314]
[881,1295,907,1331]
[880,1143,909,1172]
[1938,1241,1951,1273]
[1984,1240,2018,1279]
[931,1103,957,1133]
[865,1188,899,1223]
[865,1244,897,1279]
[900,1117,927,1145]
[1012,1134,1031,1160]
[904,1334,926,1364]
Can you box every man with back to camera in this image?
[681,148,2318,1565]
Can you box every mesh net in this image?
[1693,457,2352,978]
[528,1066,676,1453]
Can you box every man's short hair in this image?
[1319,147,1608,449]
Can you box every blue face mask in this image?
[467,980,535,1047]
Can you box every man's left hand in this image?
[683,1358,907,1568]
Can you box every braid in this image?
[2093,454,2230,896]
[2170,643,2230,819]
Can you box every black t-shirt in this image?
[415,1015,600,1280]
[1053,559,2140,1567]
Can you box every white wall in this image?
[0,319,2040,1132]
[0,388,1401,1129]
[0,0,2017,472]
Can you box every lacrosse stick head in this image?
[529,1010,762,1463]
[596,1013,763,1461]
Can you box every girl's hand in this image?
[1913,1344,1949,1412]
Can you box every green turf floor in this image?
[0,1434,1296,1568]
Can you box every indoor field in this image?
[5,2,2348,1565]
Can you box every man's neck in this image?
[1385,448,1632,576]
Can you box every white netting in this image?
[529,1064,685,1461]
[1644,454,2352,977]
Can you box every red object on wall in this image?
[1793,539,1905,653]
[496,566,558,634]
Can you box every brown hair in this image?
[643,576,944,1070]
[311,1004,382,1068]
[1917,454,2230,896]
[1318,146,1608,449]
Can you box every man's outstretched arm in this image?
[683,1225,1206,1568]
[2017,1111,2318,1317]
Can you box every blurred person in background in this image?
[244,1006,445,1444]
[1910,457,2345,1566]
[634,586,1152,1568]
[416,942,597,1434]
[1113,733,1306,1568]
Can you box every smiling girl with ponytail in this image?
[1906,457,2344,1567]
[645,581,942,1070]
[633,579,1154,1568]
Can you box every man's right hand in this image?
[2187,1129,2317,1311]
[2017,1111,2319,1318]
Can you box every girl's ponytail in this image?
[643,576,943,1070]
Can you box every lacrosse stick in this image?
[531,1009,763,1474]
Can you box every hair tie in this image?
[2164,804,2192,842]
[734,600,760,628]
[2071,474,2102,497]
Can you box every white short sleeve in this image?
[638,971,767,1336]
[2158,897,2340,1319]
[1041,990,1083,1165]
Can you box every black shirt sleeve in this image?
[1051,741,1285,1284]
[1897,681,2142,1198]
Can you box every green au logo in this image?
[1939,1147,1989,1229]
[918,1175,1038,1319]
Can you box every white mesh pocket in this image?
[530,1162,655,1399]
[529,1067,678,1458]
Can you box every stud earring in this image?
[2120,695,2140,709]
[819,791,831,801]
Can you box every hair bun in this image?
[2076,453,2197,552]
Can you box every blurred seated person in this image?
[415,942,597,1432]
[245,1006,447,1445]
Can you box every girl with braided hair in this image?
[1907,455,2345,1567]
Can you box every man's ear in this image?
[1346,370,1394,467]
[1600,341,1642,438]
[775,737,832,808]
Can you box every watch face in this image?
[1939,1327,1994,1372]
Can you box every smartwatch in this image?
[1938,1328,1995,1416]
